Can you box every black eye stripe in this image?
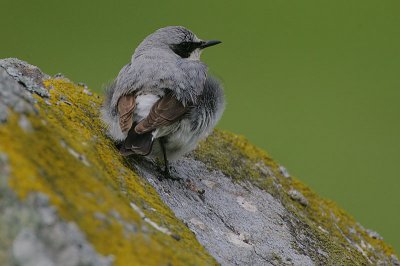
[170,42,201,58]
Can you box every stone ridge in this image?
[0,58,398,266]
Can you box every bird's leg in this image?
[159,137,178,180]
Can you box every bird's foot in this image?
[157,165,180,181]
[117,142,136,156]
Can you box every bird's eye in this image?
[171,42,199,58]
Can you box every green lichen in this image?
[194,130,397,265]
[0,78,216,266]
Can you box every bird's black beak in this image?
[199,40,222,49]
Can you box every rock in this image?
[0,58,49,97]
[0,58,398,266]
[279,165,290,178]
[366,229,383,240]
[288,189,309,207]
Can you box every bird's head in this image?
[136,26,221,60]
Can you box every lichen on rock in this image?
[0,58,398,266]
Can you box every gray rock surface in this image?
[0,58,49,98]
[0,67,37,123]
[135,157,316,265]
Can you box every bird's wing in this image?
[117,94,136,134]
[135,93,189,134]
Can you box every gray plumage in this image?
[101,26,224,163]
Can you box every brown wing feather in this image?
[117,94,136,133]
[135,93,188,134]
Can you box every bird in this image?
[101,26,225,178]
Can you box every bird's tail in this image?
[120,122,154,156]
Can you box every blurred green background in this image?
[1,0,399,252]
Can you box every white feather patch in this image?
[134,94,160,121]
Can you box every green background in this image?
[1,0,399,252]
